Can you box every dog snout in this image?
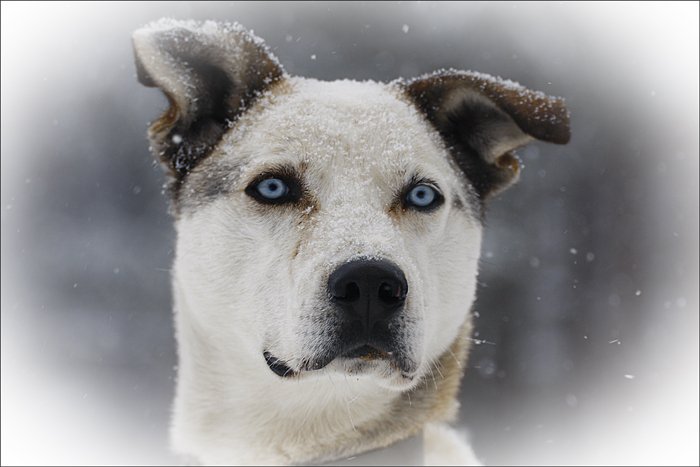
[328,259,408,333]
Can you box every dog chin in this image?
[368,364,421,392]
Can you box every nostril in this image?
[335,281,360,303]
[378,281,405,305]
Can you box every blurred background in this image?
[2,2,698,465]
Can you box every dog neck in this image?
[171,298,472,465]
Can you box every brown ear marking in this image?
[496,152,521,175]
[401,69,570,200]
[148,93,180,135]
[132,19,285,200]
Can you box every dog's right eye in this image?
[245,176,300,204]
[257,178,288,199]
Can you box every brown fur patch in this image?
[404,71,570,145]
[150,93,180,135]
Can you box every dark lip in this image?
[263,351,296,378]
[264,344,410,378]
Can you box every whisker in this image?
[448,349,462,369]
[461,336,497,346]
[427,365,438,392]
[432,360,445,380]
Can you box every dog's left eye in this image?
[405,184,443,211]
[245,175,301,205]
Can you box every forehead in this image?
[226,78,453,177]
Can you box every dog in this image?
[132,19,569,465]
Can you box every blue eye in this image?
[406,184,442,210]
[246,174,302,205]
[256,178,288,200]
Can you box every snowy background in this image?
[2,2,698,465]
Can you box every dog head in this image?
[133,20,569,391]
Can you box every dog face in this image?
[133,20,569,392]
[173,78,484,390]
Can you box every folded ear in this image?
[132,19,284,185]
[402,70,570,199]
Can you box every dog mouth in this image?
[263,344,397,379]
[340,344,391,360]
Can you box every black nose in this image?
[328,259,408,333]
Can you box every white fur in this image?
[424,423,482,466]
[169,78,482,464]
